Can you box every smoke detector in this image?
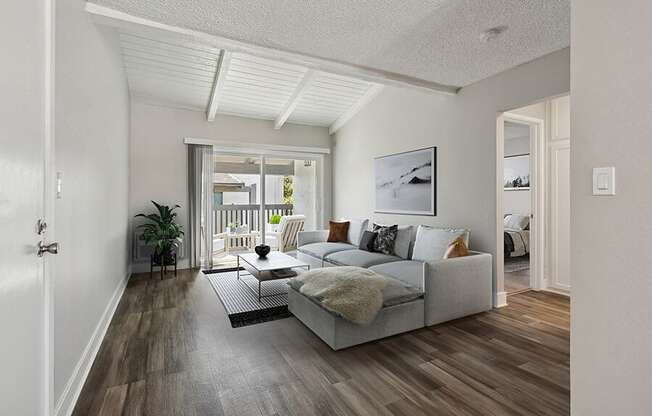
[480,26,508,42]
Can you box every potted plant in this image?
[268,214,282,232]
[135,201,184,267]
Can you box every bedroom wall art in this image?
[504,153,530,190]
[374,147,436,215]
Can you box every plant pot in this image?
[152,247,177,266]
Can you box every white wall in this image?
[130,100,331,271]
[332,48,570,304]
[571,1,652,414]
[54,0,130,412]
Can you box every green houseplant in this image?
[135,201,184,265]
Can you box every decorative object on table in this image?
[375,146,436,215]
[135,201,184,279]
[504,153,530,190]
[254,244,271,258]
[327,220,350,242]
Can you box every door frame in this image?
[496,112,545,306]
[44,0,56,413]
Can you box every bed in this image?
[504,214,530,258]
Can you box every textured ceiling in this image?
[90,0,569,87]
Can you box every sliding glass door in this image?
[208,150,320,269]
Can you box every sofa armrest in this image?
[423,251,493,326]
[297,230,329,247]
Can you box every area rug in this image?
[203,268,292,328]
[505,254,530,273]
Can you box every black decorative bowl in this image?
[255,244,271,258]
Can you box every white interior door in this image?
[1,1,54,415]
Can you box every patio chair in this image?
[261,215,305,252]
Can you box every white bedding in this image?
[506,228,529,257]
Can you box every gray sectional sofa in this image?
[290,220,493,350]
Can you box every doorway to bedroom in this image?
[497,95,571,301]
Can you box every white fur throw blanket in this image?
[291,266,388,325]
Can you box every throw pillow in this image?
[346,219,370,246]
[372,224,412,259]
[412,225,469,261]
[358,231,377,252]
[327,221,350,242]
[372,224,398,255]
[443,237,469,259]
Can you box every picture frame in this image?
[504,153,530,191]
[374,146,436,215]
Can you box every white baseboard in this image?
[542,287,570,297]
[495,291,508,308]
[54,272,130,416]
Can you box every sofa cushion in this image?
[298,242,356,260]
[346,219,369,246]
[325,249,401,268]
[369,260,425,290]
[411,225,470,261]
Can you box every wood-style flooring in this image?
[73,269,570,416]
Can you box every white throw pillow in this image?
[343,219,369,246]
[411,225,470,261]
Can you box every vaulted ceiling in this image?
[88,0,569,132]
[119,31,381,130]
[90,0,569,87]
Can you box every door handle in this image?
[38,241,59,257]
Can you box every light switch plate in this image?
[592,167,615,195]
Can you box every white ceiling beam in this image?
[85,3,460,96]
[274,70,317,129]
[206,50,232,121]
[329,84,384,135]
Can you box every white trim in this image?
[44,0,56,413]
[184,137,330,155]
[274,70,317,129]
[329,84,384,135]
[206,50,232,122]
[549,139,571,292]
[85,3,459,95]
[496,291,508,308]
[495,115,505,307]
[498,112,546,301]
[54,273,130,416]
[542,287,570,297]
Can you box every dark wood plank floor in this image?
[73,269,570,416]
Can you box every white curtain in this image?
[188,144,213,269]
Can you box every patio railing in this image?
[213,203,293,235]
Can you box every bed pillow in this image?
[505,214,530,230]
[412,225,469,261]
[372,224,398,255]
[327,221,350,243]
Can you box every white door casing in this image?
[497,112,546,306]
[549,140,571,292]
